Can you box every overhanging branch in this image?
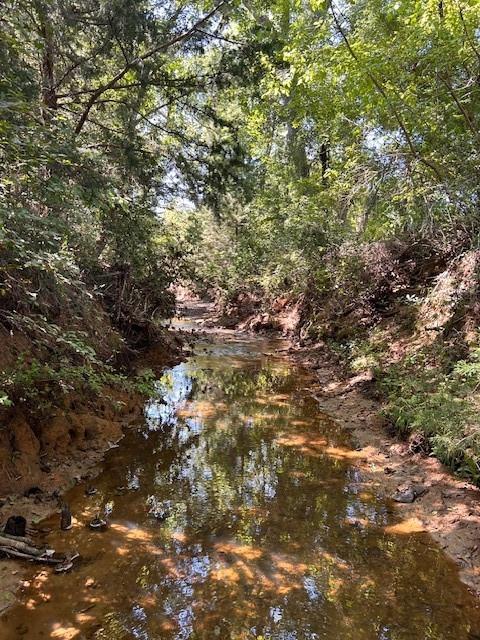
[74,0,229,135]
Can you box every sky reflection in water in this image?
[1,337,480,640]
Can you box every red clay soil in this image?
[0,332,185,613]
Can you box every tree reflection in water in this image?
[1,337,480,640]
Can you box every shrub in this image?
[381,348,480,483]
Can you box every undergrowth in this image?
[0,329,158,411]
[380,348,480,484]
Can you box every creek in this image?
[1,327,480,639]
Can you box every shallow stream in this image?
[1,330,480,639]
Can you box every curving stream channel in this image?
[1,328,480,639]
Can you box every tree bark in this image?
[34,1,58,122]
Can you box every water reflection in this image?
[1,336,480,639]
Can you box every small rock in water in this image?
[54,553,78,573]
[89,515,107,530]
[55,559,73,573]
[393,485,427,503]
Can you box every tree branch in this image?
[330,3,443,182]
[74,0,228,135]
[194,27,242,46]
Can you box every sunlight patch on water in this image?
[1,336,480,639]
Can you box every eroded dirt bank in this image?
[0,337,185,613]
[284,342,480,596]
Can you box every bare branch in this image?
[194,27,242,46]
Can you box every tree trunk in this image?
[34,1,58,122]
[287,124,310,178]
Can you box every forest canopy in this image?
[143,0,480,301]
[2,1,480,477]
[3,0,480,302]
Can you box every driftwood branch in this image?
[0,532,36,546]
[0,547,63,565]
[0,534,70,565]
[0,534,45,556]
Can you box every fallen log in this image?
[0,535,45,557]
[0,534,80,567]
[0,547,63,565]
[1,532,36,546]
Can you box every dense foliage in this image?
[166,0,480,297]
[0,0,242,403]
[2,1,480,477]
[162,0,480,481]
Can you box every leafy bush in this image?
[381,349,480,483]
[0,334,158,409]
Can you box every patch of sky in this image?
[303,575,322,602]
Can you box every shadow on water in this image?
[1,334,480,639]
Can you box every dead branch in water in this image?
[0,546,63,564]
[0,534,73,565]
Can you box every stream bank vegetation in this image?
[163,1,480,483]
[0,0,245,493]
[2,0,480,489]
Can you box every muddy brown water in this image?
[1,332,480,639]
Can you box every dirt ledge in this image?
[0,336,186,614]
[285,342,480,597]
